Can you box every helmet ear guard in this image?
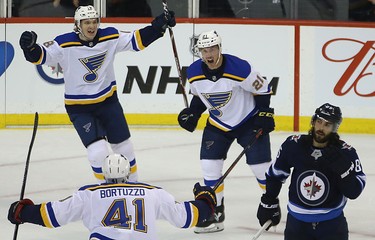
[102,154,131,184]
[311,103,342,132]
[74,5,100,33]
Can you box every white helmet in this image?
[196,30,222,50]
[74,5,100,33]
[102,154,131,184]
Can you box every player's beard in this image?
[312,129,330,143]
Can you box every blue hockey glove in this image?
[254,107,275,134]
[178,108,199,132]
[151,11,176,34]
[19,31,37,50]
[193,182,217,214]
[257,194,280,230]
[8,199,34,224]
[324,145,355,179]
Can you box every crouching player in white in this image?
[8,154,217,240]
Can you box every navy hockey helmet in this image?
[312,103,342,132]
[102,154,131,184]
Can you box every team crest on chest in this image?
[202,91,232,117]
[311,149,322,160]
[296,170,329,206]
[79,51,107,83]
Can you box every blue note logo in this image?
[0,42,14,77]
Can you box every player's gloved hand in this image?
[193,182,217,214]
[254,107,275,134]
[324,145,355,179]
[152,11,176,33]
[8,199,34,224]
[257,194,280,230]
[19,31,38,50]
[178,108,199,132]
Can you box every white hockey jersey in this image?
[187,54,272,132]
[40,182,200,240]
[35,27,144,105]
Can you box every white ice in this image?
[1,127,374,239]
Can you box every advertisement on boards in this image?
[300,26,375,119]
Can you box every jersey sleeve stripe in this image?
[40,203,53,228]
[33,46,46,65]
[132,30,145,51]
[40,202,60,228]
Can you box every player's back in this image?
[79,182,174,240]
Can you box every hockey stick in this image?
[251,220,272,240]
[162,0,189,108]
[213,128,263,191]
[13,112,39,240]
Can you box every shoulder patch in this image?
[54,32,81,48]
[98,27,119,43]
[78,183,100,191]
[187,60,205,83]
[223,54,251,81]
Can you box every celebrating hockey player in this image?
[8,154,217,240]
[18,5,176,182]
[177,30,275,233]
[257,103,366,239]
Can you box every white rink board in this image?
[3,22,375,120]
[5,22,293,116]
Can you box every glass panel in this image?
[8,0,375,21]
[349,0,375,21]
[146,0,189,18]
[106,0,152,17]
[14,0,93,17]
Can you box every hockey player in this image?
[177,30,275,233]
[257,103,366,240]
[8,154,217,240]
[18,5,176,182]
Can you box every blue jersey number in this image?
[101,198,147,232]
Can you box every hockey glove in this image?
[257,194,280,230]
[151,11,176,34]
[8,198,34,224]
[254,107,275,134]
[19,31,38,50]
[178,107,199,132]
[324,145,355,179]
[193,182,217,214]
